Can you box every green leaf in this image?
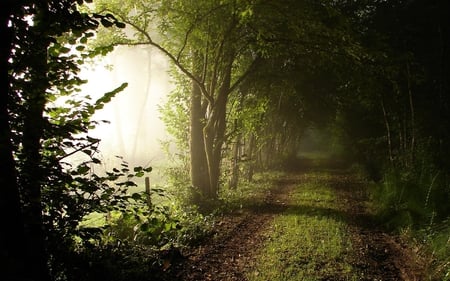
[131,193,142,200]
[94,83,128,110]
[164,222,173,231]
[101,18,114,28]
[77,165,90,174]
[140,222,150,232]
[60,46,71,54]
[115,22,126,29]
[124,181,137,187]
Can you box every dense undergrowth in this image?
[368,163,450,281]
[35,148,450,281]
[55,171,278,281]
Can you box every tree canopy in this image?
[2,0,449,280]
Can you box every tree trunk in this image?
[20,86,50,281]
[229,131,241,190]
[246,133,255,182]
[203,99,225,198]
[19,13,51,281]
[203,57,233,198]
[190,57,209,200]
[406,61,415,164]
[0,3,28,279]
[380,96,394,165]
[229,92,245,189]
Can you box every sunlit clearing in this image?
[72,45,174,183]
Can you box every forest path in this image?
[325,171,425,281]
[166,170,425,281]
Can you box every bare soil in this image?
[161,171,426,281]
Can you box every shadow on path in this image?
[160,168,425,281]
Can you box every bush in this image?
[372,162,450,230]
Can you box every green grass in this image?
[418,221,450,281]
[247,172,360,281]
[219,171,284,212]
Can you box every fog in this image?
[79,46,174,183]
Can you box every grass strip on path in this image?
[247,172,360,281]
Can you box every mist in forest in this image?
[80,46,174,183]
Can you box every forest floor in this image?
[163,168,427,281]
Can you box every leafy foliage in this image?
[3,0,450,280]
[1,1,190,280]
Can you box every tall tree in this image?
[91,0,366,201]
[92,0,260,200]
[0,1,28,279]
[1,1,127,279]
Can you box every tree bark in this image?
[0,2,28,279]
[18,6,52,280]
[20,51,51,281]
[380,96,394,165]
[246,133,256,182]
[190,56,209,199]
[203,57,233,198]
[229,131,241,190]
[406,61,415,164]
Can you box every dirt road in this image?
[163,171,425,281]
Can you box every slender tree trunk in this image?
[262,138,271,168]
[406,61,415,164]
[229,92,245,189]
[229,131,241,190]
[20,87,50,281]
[203,56,233,198]
[190,54,209,199]
[380,96,394,165]
[246,133,255,182]
[204,93,227,197]
[399,110,408,167]
[19,13,51,281]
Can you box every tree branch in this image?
[58,139,100,161]
[229,55,262,94]
[113,15,215,105]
